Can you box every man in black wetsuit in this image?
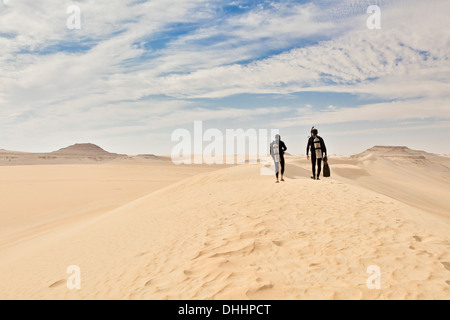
[306,128,327,180]
[270,134,287,183]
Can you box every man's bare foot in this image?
[281,178,285,182]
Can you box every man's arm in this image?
[321,137,327,156]
[306,138,311,156]
[281,141,287,153]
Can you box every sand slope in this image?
[334,146,450,220]
[0,160,222,264]
[0,157,449,299]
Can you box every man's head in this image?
[275,134,281,140]
[311,128,318,136]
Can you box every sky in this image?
[0,0,449,155]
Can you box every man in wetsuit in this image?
[270,134,287,183]
[306,128,327,180]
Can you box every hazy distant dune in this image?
[353,146,429,158]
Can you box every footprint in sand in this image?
[413,236,422,242]
[136,252,149,257]
[49,279,66,288]
[144,280,152,287]
[246,283,274,298]
[441,262,450,271]
[183,270,194,276]
[272,240,285,247]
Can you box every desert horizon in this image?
[2,142,449,159]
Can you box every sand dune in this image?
[337,146,450,220]
[0,160,223,263]
[0,146,449,300]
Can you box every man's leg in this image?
[311,155,316,179]
[280,157,285,177]
[317,158,322,179]
[274,161,280,181]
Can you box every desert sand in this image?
[0,145,449,300]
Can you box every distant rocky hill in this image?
[352,146,428,159]
[0,143,128,165]
[51,143,123,157]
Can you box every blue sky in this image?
[0,0,449,155]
